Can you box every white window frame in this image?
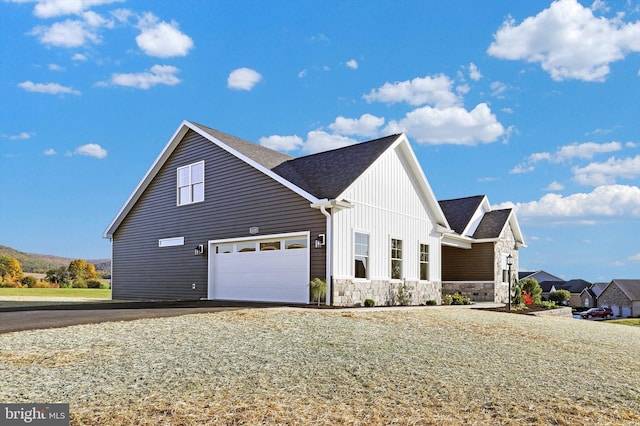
[354,231,370,280]
[390,237,403,280]
[159,237,184,247]
[419,243,429,281]
[177,161,205,206]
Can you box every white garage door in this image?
[208,233,310,303]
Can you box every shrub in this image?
[86,279,102,289]
[451,293,471,305]
[364,298,375,307]
[425,299,437,306]
[72,280,88,289]
[396,283,413,306]
[0,279,22,288]
[33,280,53,288]
[442,295,453,305]
[520,278,542,304]
[549,289,570,304]
[538,301,557,309]
[20,276,38,288]
[309,278,326,306]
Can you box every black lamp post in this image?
[506,254,513,311]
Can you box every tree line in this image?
[0,256,109,289]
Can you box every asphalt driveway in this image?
[0,300,288,334]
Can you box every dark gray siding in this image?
[112,130,326,300]
[442,243,494,281]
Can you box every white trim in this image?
[176,160,205,206]
[353,229,370,280]
[390,235,404,280]
[104,120,321,238]
[158,236,184,247]
[207,231,310,302]
[208,231,310,245]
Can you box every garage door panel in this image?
[210,235,310,304]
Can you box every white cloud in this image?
[556,141,622,161]
[510,163,535,174]
[346,59,358,69]
[75,143,107,158]
[328,114,384,138]
[384,103,507,145]
[136,14,194,58]
[18,80,80,95]
[30,0,123,18]
[1,132,32,140]
[487,0,640,82]
[626,142,638,148]
[629,253,640,262]
[72,53,87,61]
[572,154,640,185]
[108,65,181,89]
[31,19,99,47]
[544,181,565,191]
[469,62,482,81]
[490,81,508,98]
[258,135,303,152]
[496,184,640,218]
[302,131,358,154]
[43,148,57,156]
[298,69,308,78]
[363,74,460,108]
[227,67,262,91]
[48,63,65,71]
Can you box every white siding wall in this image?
[332,146,442,282]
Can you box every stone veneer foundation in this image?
[332,279,442,307]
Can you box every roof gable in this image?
[104,121,452,238]
[272,134,400,200]
[438,195,485,234]
[473,209,511,239]
[610,279,640,300]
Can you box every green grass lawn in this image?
[0,287,111,299]
[608,318,640,327]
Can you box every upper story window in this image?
[354,232,369,279]
[391,238,403,280]
[177,161,204,206]
[419,244,429,281]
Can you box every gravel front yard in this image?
[1,307,639,425]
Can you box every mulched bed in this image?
[476,303,564,315]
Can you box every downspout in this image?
[318,205,332,306]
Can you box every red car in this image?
[580,307,613,319]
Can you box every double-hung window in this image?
[419,244,429,281]
[177,161,204,206]
[354,232,369,279]
[391,238,403,279]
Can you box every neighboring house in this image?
[598,279,640,317]
[106,120,490,306]
[539,279,592,307]
[438,195,526,303]
[579,282,608,308]
[519,270,563,284]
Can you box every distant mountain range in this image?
[0,245,111,275]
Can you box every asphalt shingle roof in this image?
[191,122,293,170]
[438,195,485,234]
[194,122,400,200]
[271,134,400,200]
[472,209,511,239]
[611,279,640,300]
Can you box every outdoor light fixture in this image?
[506,254,514,311]
[194,244,204,256]
[315,234,326,248]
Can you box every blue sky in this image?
[1,0,640,282]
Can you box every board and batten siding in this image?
[112,130,326,300]
[332,145,442,282]
[441,243,494,281]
